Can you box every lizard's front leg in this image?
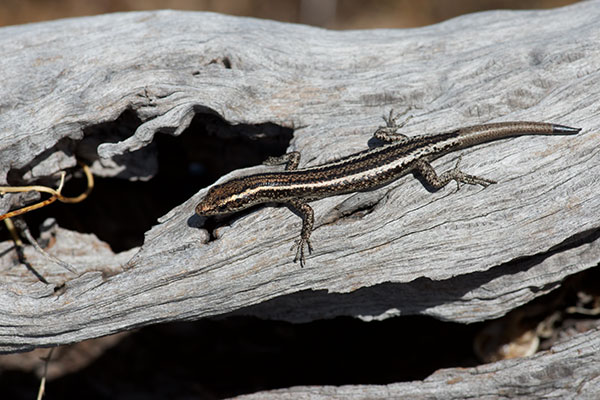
[373,109,412,142]
[287,199,314,267]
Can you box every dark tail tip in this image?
[552,124,582,134]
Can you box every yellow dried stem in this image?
[0,162,94,221]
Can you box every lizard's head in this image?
[195,180,255,216]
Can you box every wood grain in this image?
[0,5,597,384]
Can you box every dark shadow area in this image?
[0,315,482,400]
[15,111,293,252]
[1,266,598,399]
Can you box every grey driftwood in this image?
[0,2,599,397]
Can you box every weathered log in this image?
[0,6,597,388]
